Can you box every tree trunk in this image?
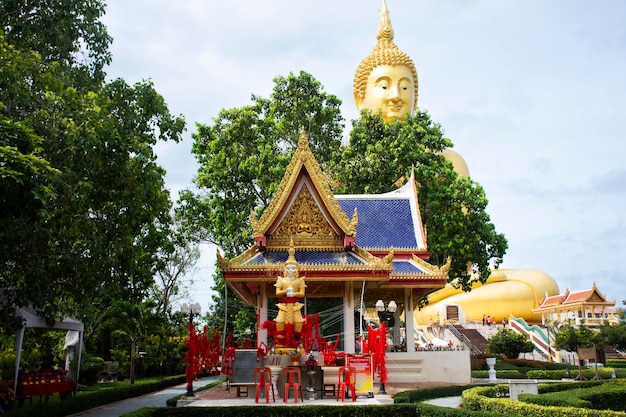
[130,340,136,384]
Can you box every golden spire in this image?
[298,129,310,150]
[377,0,394,41]
[286,237,297,266]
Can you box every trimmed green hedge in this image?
[125,404,520,417]
[607,359,626,369]
[526,369,614,380]
[520,382,626,412]
[471,370,526,379]
[463,381,626,417]
[580,386,626,411]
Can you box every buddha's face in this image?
[359,65,414,121]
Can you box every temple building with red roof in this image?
[533,282,616,327]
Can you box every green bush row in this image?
[520,383,626,412]
[472,368,616,380]
[471,370,527,379]
[607,359,626,368]
[8,375,186,417]
[526,369,614,380]
[462,382,626,417]
[127,403,520,417]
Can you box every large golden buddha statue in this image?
[354,0,559,324]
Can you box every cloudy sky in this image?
[101,0,626,311]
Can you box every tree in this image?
[102,301,156,384]
[179,71,344,336]
[330,111,507,290]
[0,4,185,327]
[0,0,112,85]
[553,323,598,352]
[599,321,626,352]
[150,217,201,317]
[179,71,344,257]
[487,328,535,359]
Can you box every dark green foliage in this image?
[521,382,626,412]
[599,321,626,352]
[0,6,185,324]
[607,358,626,368]
[394,384,475,403]
[518,392,592,409]
[579,386,626,411]
[486,329,535,359]
[553,323,598,352]
[0,0,112,84]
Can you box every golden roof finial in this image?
[298,129,310,150]
[286,237,297,266]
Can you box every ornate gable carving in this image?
[252,131,354,241]
[269,185,342,250]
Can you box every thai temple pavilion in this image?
[218,132,449,353]
[533,283,616,328]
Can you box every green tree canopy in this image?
[178,71,344,334]
[0,3,185,326]
[178,70,344,257]
[553,323,599,352]
[1,0,112,85]
[487,328,535,359]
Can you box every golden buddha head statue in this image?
[354,0,418,121]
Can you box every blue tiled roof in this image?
[337,199,418,249]
[392,260,426,274]
[244,250,365,266]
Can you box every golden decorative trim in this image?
[412,254,451,275]
[250,209,260,235]
[221,246,260,268]
[381,247,394,265]
[361,246,426,252]
[348,208,358,236]
[223,261,393,274]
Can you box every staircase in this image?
[604,346,624,360]
[449,324,488,354]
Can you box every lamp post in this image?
[181,302,201,397]
[375,300,396,395]
[376,299,397,337]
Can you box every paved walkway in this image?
[423,396,463,408]
[70,377,463,416]
[68,376,220,417]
